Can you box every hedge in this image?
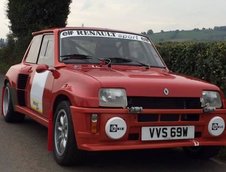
[1,41,226,95]
[156,42,226,95]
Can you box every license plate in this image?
[141,126,195,141]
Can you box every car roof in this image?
[32,27,143,36]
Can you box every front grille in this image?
[128,133,139,140]
[138,114,200,122]
[127,97,201,109]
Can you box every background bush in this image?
[0,34,25,73]
[156,42,226,95]
[1,41,226,95]
[0,0,72,73]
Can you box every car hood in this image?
[72,65,219,97]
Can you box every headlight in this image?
[201,91,222,108]
[99,89,127,108]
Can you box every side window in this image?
[25,35,43,63]
[38,35,54,66]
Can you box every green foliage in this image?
[0,34,23,73]
[156,42,226,94]
[7,0,72,39]
[148,28,226,43]
[147,29,153,35]
[1,0,72,73]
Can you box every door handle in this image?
[28,67,33,73]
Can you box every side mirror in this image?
[36,64,49,73]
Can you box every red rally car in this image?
[2,27,226,165]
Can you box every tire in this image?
[183,146,221,159]
[2,83,25,122]
[53,100,83,166]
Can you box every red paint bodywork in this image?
[2,27,226,151]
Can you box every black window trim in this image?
[37,34,54,66]
[24,34,43,64]
[25,33,54,65]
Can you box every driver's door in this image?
[25,34,54,118]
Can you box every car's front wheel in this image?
[2,83,25,122]
[183,146,221,159]
[53,100,83,166]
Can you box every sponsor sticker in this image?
[208,116,225,136]
[60,30,150,43]
[105,117,127,139]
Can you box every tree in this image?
[141,32,147,35]
[147,29,154,35]
[214,26,226,31]
[7,0,72,42]
[0,38,6,48]
[5,0,72,63]
[193,28,200,31]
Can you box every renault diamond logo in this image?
[164,88,169,95]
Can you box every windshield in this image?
[59,30,165,68]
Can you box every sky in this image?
[1,0,226,39]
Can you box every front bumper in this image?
[70,107,226,151]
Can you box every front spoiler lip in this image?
[79,140,226,151]
[70,106,226,151]
[71,106,226,114]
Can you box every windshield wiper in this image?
[98,57,132,67]
[101,57,166,69]
[129,59,151,69]
[60,53,93,61]
[101,57,151,68]
[107,57,132,63]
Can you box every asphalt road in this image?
[0,73,226,172]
